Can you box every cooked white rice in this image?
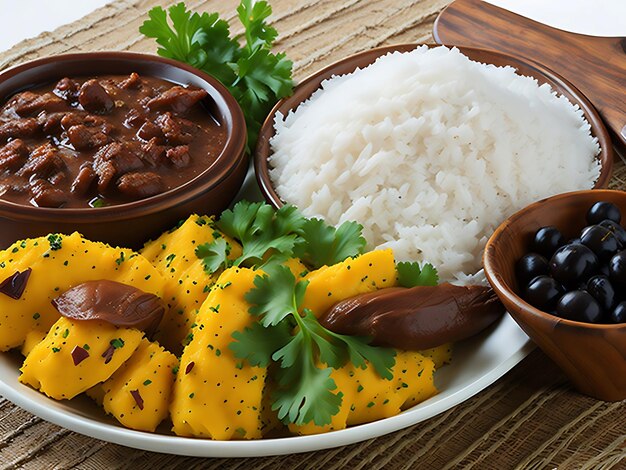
[269,46,601,282]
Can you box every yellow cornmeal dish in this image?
[0,215,452,438]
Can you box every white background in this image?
[0,0,625,53]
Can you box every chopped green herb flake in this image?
[32,313,40,320]
[143,380,152,386]
[115,252,125,266]
[165,253,176,268]
[62,329,69,339]
[110,338,125,349]
[47,234,62,251]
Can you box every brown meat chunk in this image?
[30,179,67,208]
[93,142,144,193]
[53,78,80,102]
[117,172,164,199]
[155,112,194,145]
[60,112,85,131]
[140,138,166,167]
[70,165,96,196]
[78,79,114,113]
[49,172,66,185]
[165,145,190,168]
[64,114,115,150]
[17,143,65,179]
[93,159,116,193]
[38,112,68,134]
[137,121,163,142]
[0,118,39,142]
[0,139,29,172]
[147,86,207,115]
[67,125,109,150]
[7,91,67,116]
[123,108,146,128]
[118,73,142,90]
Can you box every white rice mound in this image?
[269,46,601,282]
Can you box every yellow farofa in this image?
[0,232,166,352]
[5,228,450,439]
[141,215,242,353]
[98,338,178,432]
[170,267,267,439]
[19,317,143,400]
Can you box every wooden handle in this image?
[433,0,626,156]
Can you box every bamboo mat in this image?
[0,0,625,468]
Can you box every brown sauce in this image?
[0,73,227,208]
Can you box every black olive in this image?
[532,226,565,258]
[516,253,549,287]
[609,250,626,287]
[524,275,563,311]
[556,290,603,323]
[599,219,626,245]
[580,225,621,261]
[611,301,626,323]
[586,275,616,312]
[550,243,599,287]
[587,201,621,225]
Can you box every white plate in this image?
[0,169,533,457]
[0,314,532,457]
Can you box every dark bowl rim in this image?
[0,51,247,222]
[484,188,626,331]
[253,43,614,209]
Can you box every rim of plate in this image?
[0,337,533,458]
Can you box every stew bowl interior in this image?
[0,52,247,249]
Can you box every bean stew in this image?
[0,73,226,208]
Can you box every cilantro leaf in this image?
[294,218,367,269]
[396,261,439,287]
[244,263,308,326]
[272,340,343,426]
[140,1,293,151]
[234,263,396,426]
[195,238,232,274]
[139,4,239,85]
[229,320,291,367]
[236,0,278,50]
[216,201,306,268]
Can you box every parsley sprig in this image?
[230,264,395,426]
[194,201,366,274]
[396,261,439,287]
[140,1,293,150]
[195,201,305,273]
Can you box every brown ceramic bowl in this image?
[254,44,613,208]
[484,190,626,401]
[0,52,247,249]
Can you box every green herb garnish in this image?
[293,218,366,269]
[195,201,305,273]
[110,338,125,349]
[47,234,62,251]
[396,261,439,287]
[229,264,395,426]
[140,0,293,150]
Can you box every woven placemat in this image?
[0,1,625,468]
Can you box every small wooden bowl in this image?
[484,190,626,401]
[0,52,247,249]
[254,44,614,208]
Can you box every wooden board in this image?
[433,0,626,157]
